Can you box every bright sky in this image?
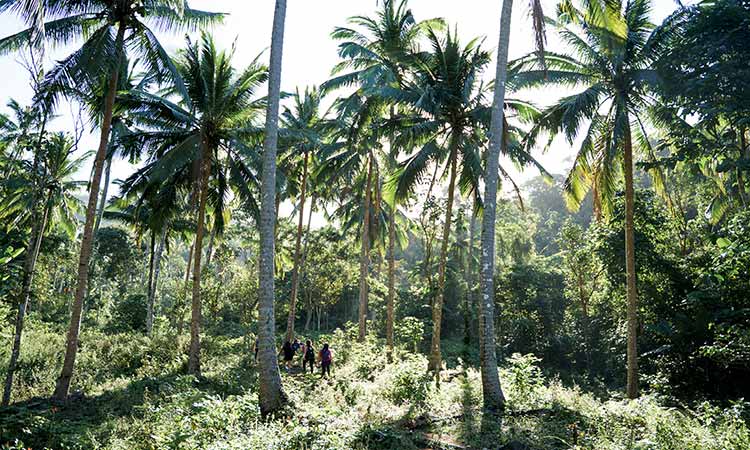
[0,0,684,206]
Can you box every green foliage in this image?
[382,357,432,410]
[502,353,544,409]
[109,293,148,333]
[394,316,423,352]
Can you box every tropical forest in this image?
[0,0,748,448]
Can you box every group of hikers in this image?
[255,338,334,377]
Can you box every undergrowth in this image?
[0,323,747,449]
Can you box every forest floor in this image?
[0,324,748,449]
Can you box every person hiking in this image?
[279,340,295,372]
[292,338,301,355]
[302,339,315,374]
[319,343,333,378]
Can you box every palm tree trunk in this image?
[464,207,476,348]
[258,0,288,418]
[286,151,309,342]
[146,230,156,325]
[428,144,459,378]
[738,129,748,207]
[477,0,514,411]
[205,226,216,269]
[386,204,396,363]
[94,155,112,237]
[623,123,639,399]
[188,140,212,375]
[358,156,374,342]
[54,23,127,401]
[146,226,167,335]
[177,239,194,333]
[3,189,52,406]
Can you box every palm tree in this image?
[387,28,490,378]
[65,57,155,237]
[388,26,548,380]
[478,0,547,412]
[0,0,224,401]
[512,0,672,398]
[2,133,86,405]
[280,87,328,342]
[120,33,268,375]
[258,0,288,417]
[323,0,438,343]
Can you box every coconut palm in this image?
[63,57,156,237]
[323,0,439,343]
[280,87,330,342]
[258,0,288,418]
[119,33,268,375]
[478,0,547,412]
[2,132,87,406]
[511,0,674,398]
[387,26,548,380]
[0,0,224,401]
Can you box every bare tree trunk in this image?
[477,0,513,411]
[464,208,474,347]
[738,129,748,207]
[54,23,126,401]
[178,240,195,334]
[305,305,312,331]
[286,151,309,342]
[93,155,112,237]
[428,144,459,379]
[188,139,212,375]
[358,157,374,342]
[146,231,156,326]
[205,226,216,269]
[258,0,288,418]
[146,226,167,335]
[386,204,396,363]
[623,122,639,399]
[3,190,52,406]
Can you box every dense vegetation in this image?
[0,0,749,448]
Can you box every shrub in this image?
[503,353,544,409]
[383,358,432,410]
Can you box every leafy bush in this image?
[383,358,432,410]
[502,353,544,409]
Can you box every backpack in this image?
[305,346,315,360]
[321,348,332,363]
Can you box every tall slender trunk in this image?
[177,239,195,333]
[146,230,156,325]
[300,193,315,271]
[358,156,374,342]
[94,155,112,237]
[738,129,748,207]
[3,189,52,406]
[205,226,216,269]
[386,204,396,363]
[286,151,309,342]
[54,23,126,401]
[623,122,639,399]
[146,226,167,335]
[477,0,513,411]
[428,143,459,378]
[188,139,212,375]
[258,0,288,418]
[464,207,476,348]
